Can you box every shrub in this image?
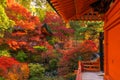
[42,76,65,80]
[0,57,19,76]
[0,50,11,57]
[29,63,45,79]
[30,54,42,63]
[7,63,29,80]
[20,63,29,80]
[48,40,55,45]
[16,50,27,62]
[64,73,76,80]
[33,46,47,52]
[29,77,40,80]
[0,76,5,80]
[49,59,58,70]
[0,57,29,80]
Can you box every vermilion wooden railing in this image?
[75,58,100,80]
[82,58,100,72]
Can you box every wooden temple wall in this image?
[104,0,120,80]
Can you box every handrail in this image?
[82,58,100,72]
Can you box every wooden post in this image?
[99,32,104,72]
[76,57,82,80]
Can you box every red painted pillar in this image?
[104,0,120,80]
[76,61,82,80]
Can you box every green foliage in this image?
[42,76,65,80]
[16,50,27,62]
[33,8,46,21]
[47,37,57,45]
[16,0,31,9]
[30,0,53,21]
[49,59,58,70]
[0,76,5,80]
[69,21,81,30]
[17,0,53,21]
[29,76,65,80]
[0,4,15,37]
[69,21,103,41]
[33,46,47,52]
[85,21,103,40]
[0,50,11,57]
[0,0,6,7]
[69,21,86,40]
[48,40,55,45]
[64,73,76,80]
[29,54,42,63]
[29,63,45,79]
[29,77,41,80]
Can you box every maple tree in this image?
[4,0,47,52]
[4,1,56,54]
[6,0,40,30]
[44,11,74,41]
[0,57,29,80]
[58,40,98,76]
[0,57,19,76]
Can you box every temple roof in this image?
[47,0,114,21]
